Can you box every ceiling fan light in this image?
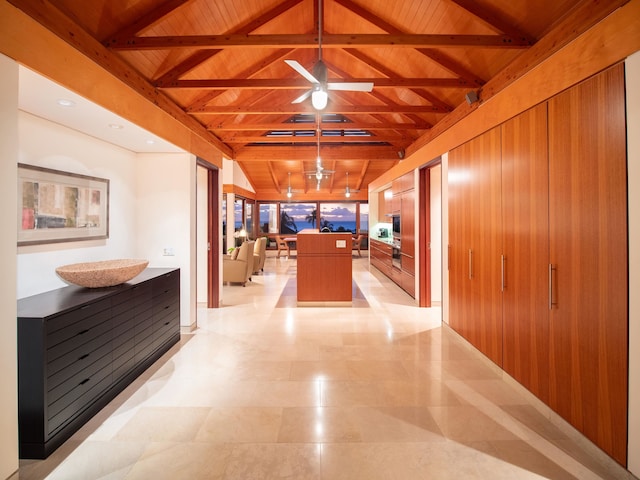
[316,170,323,181]
[311,88,328,110]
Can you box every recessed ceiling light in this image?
[56,98,75,107]
[145,139,156,145]
[108,123,123,130]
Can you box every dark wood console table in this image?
[17,268,180,458]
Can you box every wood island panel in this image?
[296,230,352,303]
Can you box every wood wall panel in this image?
[448,126,502,366]
[501,103,550,403]
[548,63,628,465]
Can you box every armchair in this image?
[223,240,254,286]
[352,234,363,257]
[253,237,267,274]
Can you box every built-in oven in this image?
[392,242,402,270]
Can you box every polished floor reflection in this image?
[17,253,633,479]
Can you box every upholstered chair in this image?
[253,237,267,274]
[223,240,255,286]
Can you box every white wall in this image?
[0,53,19,480]
[135,152,197,329]
[430,164,442,303]
[17,113,139,298]
[626,50,640,477]
[223,157,254,192]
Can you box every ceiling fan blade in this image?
[291,89,312,104]
[327,82,374,92]
[285,60,320,84]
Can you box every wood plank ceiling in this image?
[8,0,621,200]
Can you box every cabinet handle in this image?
[501,255,506,292]
[468,249,473,279]
[79,378,91,386]
[548,264,556,310]
[76,329,90,336]
[78,353,90,361]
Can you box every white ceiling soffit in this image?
[18,66,185,154]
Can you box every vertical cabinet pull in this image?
[548,264,556,310]
[468,249,473,279]
[501,255,506,292]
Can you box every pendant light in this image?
[286,172,293,198]
[345,172,351,198]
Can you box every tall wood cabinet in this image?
[501,103,550,404]
[547,65,628,465]
[448,126,503,366]
[448,64,628,465]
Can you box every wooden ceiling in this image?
[9,0,611,200]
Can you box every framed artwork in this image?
[18,164,110,246]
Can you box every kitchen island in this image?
[296,229,353,305]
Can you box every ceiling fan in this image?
[285,0,374,110]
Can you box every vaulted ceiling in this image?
[8,0,623,199]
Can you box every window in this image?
[280,203,315,234]
[359,203,369,233]
[319,203,357,233]
[259,203,278,233]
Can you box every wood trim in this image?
[161,77,472,89]
[222,184,256,200]
[207,167,219,308]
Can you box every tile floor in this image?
[16,252,635,479]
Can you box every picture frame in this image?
[17,163,110,246]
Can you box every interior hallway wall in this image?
[0,52,19,480]
[626,50,640,477]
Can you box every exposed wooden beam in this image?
[267,161,282,193]
[209,122,431,131]
[335,0,486,85]
[107,33,531,50]
[185,49,296,110]
[159,77,472,89]
[152,0,304,85]
[234,145,401,161]
[8,0,233,158]
[221,134,411,144]
[356,160,370,191]
[191,105,447,114]
[102,0,193,42]
[445,0,536,43]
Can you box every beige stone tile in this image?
[321,381,388,407]
[195,407,283,443]
[222,444,321,480]
[353,406,445,442]
[125,442,232,480]
[429,405,521,443]
[249,381,319,407]
[378,380,465,407]
[113,407,211,442]
[277,407,362,443]
[45,441,146,480]
[289,361,353,381]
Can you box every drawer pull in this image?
[164,321,170,326]
[78,353,90,360]
[76,329,90,336]
[164,306,170,310]
[79,378,91,386]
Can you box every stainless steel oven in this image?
[392,242,402,269]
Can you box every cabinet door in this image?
[400,189,415,275]
[548,64,627,465]
[501,103,550,403]
[448,127,502,365]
